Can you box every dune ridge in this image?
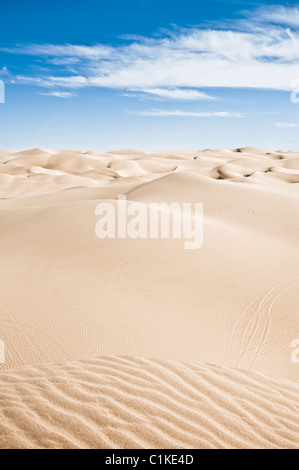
[1,147,299,199]
[0,147,298,449]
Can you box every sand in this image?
[0,147,298,449]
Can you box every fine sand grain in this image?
[0,147,298,448]
[0,357,298,449]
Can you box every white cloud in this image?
[275,122,299,128]
[128,109,242,118]
[17,75,87,88]
[38,91,74,98]
[3,44,111,58]
[3,8,299,95]
[249,6,299,28]
[126,88,215,100]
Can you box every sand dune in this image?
[0,357,298,449]
[0,147,298,449]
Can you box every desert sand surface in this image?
[1,357,298,449]
[0,147,298,449]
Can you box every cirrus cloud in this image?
[124,87,215,101]
[275,122,299,129]
[245,5,299,28]
[2,6,299,103]
[38,91,74,98]
[128,109,242,118]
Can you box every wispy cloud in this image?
[38,91,74,98]
[128,109,242,118]
[247,5,299,28]
[2,44,111,58]
[125,88,215,101]
[17,75,87,88]
[2,7,299,98]
[275,122,299,129]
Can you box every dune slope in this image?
[0,147,298,449]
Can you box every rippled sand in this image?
[0,147,298,448]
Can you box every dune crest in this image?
[1,147,299,199]
[0,147,298,449]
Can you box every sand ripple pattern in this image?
[0,356,298,449]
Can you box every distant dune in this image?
[0,147,298,449]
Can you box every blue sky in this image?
[0,0,299,151]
